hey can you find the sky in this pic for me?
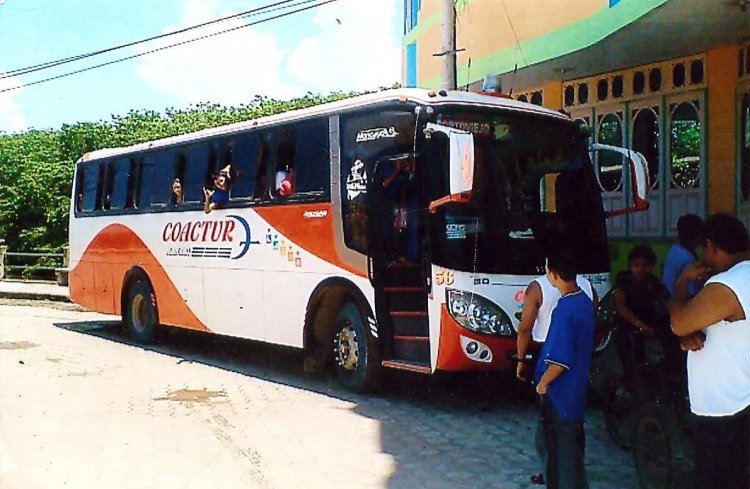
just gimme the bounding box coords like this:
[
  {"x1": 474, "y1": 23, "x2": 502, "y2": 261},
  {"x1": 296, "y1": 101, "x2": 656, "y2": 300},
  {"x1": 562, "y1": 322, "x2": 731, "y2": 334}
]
[{"x1": 0, "y1": 0, "x2": 403, "y2": 133}]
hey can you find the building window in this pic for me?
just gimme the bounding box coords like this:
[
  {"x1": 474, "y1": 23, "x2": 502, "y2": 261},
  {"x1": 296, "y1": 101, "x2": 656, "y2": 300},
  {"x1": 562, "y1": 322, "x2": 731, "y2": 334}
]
[
  {"x1": 612, "y1": 76, "x2": 624, "y2": 98},
  {"x1": 673, "y1": 63, "x2": 686, "y2": 87},
  {"x1": 596, "y1": 113, "x2": 624, "y2": 192},
  {"x1": 632, "y1": 108, "x2": 660, "y2": 190},
  {"x1": 597, "y1": 79, "x2": 609, "y2": 101},
  {"x1": 741, "y1": 92, "x2": 750, "y2": 202},
  {"x1": 564, "y1": 86, "x2": 575, "y2": 107},
  {"x1": 669, "y1": 102, "x2": 701, "y2": 189},
  {"x1": 406, "y1": 43, "x2": 417, "y2": 88},
  {"x1": 405, "y1": 0, "x2": 421, "y2": 32},
  {"x1": 633, "y1": 71, "x2": 645, "y2": 95},
  {"x1": 690, "y1": 60, "x2": 704, "y2": 85},
  {"x1": 649, "y1": 68, "x2": 662, "y2": 92},
  {"x1": 577, "y1": 83, "x2": 589, "y2": 104}
]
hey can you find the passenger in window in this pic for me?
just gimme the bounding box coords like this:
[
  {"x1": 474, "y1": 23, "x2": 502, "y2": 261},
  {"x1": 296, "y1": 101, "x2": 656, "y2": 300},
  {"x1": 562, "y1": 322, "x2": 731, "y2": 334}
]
[
  {"x1": 275, "y1": 140, "x2": 295, "y2": 197},
  {"x1": 203, "y1": 164, "x2": 232, "y2": 213},
  {"x1": 275, "y1": 162, "x2": 295, "y2": 197},
  {"x1": 171, "y1": 178, "x2": 185, "y2": 206}
]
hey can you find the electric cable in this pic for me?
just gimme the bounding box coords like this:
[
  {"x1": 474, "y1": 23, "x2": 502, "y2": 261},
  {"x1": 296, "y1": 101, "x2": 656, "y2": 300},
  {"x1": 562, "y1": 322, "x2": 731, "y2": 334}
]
[{"x1": 0, "y1": 0, "x2": 321, "y2": 81}]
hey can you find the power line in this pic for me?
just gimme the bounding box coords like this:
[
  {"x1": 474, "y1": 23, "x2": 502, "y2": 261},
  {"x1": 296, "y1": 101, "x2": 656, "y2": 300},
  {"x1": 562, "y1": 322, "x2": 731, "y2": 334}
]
[{"x1": 0, "y1": 0, "x2": 328, "y2": 85}]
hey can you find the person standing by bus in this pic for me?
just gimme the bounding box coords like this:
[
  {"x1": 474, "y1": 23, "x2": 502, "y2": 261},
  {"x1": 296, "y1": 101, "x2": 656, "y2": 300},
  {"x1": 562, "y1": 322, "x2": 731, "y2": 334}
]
[
  {"x1": 669, "y1": 213, "x2": 750, "y2": 489},
  {"x1": 533, "y1": 250, "x2": 595, "y2": 489},
  {"x1": 662, "y1": 213, "x2": 703, "y2": 296},
  {"x1": 517, "y1": 267, "x2": 595, "y2": 486}
]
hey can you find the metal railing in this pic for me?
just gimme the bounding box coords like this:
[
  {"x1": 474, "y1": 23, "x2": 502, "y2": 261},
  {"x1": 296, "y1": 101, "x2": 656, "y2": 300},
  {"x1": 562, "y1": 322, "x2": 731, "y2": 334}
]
[{"x1": 0, "y1": 243, "x2": 68, "y2": 283}]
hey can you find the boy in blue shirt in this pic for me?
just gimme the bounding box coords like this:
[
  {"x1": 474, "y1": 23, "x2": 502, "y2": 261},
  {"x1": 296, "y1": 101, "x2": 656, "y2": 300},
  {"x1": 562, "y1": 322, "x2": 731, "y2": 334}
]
[{"x1": 534, "y1": 250, "x2": 595, "y2": 489}]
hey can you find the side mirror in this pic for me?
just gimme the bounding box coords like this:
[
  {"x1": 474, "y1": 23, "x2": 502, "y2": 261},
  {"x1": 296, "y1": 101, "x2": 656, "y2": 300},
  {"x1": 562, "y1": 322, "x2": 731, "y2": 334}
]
[
  {"x1": 424, "y1": 123, "x2": 475, "y2": 213},
  {"x1": 590, "y1": 143, "x2": 649, "y2": 218}
]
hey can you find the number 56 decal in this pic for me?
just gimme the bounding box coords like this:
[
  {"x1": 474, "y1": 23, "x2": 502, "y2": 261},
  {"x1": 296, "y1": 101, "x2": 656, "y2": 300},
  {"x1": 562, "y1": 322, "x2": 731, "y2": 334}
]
[{"x1": 435, "y1": 269, "x2": 455, "y2": 286}]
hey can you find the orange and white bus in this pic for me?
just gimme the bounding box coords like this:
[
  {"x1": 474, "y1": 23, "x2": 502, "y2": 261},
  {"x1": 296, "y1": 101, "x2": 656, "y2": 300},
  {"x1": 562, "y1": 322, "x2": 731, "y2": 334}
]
[{"x1": 69, "y1": 89, "x2": 647, "y2": 392}]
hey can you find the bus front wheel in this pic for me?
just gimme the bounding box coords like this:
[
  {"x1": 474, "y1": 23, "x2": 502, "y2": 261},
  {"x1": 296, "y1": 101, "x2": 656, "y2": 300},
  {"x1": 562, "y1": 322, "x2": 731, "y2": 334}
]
[
  {"x1": 125, "y1": 280, "x2": 159, "y2": 343},
  {"x1": 333, "y1": 302, "x2": 381, "y2": 393}
]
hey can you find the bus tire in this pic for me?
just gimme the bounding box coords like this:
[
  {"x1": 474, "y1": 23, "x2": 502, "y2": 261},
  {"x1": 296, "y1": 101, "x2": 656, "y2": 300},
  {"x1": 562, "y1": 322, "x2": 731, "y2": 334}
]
[
  {"x1": 633, "y1": 405, "x2": 689, "y2": 489},
  {"x1": 125, "y1": 280, "x2": 159, "y2": 343},
  {"x1": 332, "y1": 302, "x2": 381, "y2": 393}
]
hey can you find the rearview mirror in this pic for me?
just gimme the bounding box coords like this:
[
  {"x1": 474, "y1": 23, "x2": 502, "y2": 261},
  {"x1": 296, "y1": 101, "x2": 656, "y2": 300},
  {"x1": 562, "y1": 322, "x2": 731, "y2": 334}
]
[
  {"x1": 424, "y1": 123, "x2": 475, "y2": 213},
  {"x1": 590, "y1": 143, "x2": 649, "y2": 218}
]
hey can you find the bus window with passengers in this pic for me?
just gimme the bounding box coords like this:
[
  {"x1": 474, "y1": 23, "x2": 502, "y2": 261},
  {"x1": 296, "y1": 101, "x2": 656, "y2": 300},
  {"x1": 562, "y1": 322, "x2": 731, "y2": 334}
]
[{"x1": 67, "y1": 89, "x2": 648, "y2": 393}]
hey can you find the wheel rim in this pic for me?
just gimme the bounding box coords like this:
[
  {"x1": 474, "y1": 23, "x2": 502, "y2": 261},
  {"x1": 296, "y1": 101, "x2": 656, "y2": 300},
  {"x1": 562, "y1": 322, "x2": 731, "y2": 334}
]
[
  {"x1": 131, "y1": 294, "x2": 148, "y2": 333},
  {"x1": 636, "y1": 417, "x2": 672, "y2": 488},
  {"x1": 335, "y1": 323, "x2": 359, "y2": 372}
]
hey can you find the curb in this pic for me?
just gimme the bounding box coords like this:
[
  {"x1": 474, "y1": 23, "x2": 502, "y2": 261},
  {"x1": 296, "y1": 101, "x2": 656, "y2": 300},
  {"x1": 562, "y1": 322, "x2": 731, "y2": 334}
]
[{"x1": 0, "y1": 291, "x2": 72, "y2": 303}]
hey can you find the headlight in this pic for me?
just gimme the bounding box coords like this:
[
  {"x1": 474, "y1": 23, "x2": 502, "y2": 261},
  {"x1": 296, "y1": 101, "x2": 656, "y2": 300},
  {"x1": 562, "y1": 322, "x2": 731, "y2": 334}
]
[{"x1": 446, "y1": 289, "x2": 514, "y2": 336}]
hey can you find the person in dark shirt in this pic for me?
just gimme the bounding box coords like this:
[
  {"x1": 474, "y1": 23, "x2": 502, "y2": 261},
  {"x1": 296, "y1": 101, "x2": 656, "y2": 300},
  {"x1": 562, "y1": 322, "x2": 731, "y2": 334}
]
[
  {"x1": 613, "y1": 244, "x2": 677, "y2": 374},
  {"x1": 534, "y1": 249, "x2": 595, "y2": 489}
]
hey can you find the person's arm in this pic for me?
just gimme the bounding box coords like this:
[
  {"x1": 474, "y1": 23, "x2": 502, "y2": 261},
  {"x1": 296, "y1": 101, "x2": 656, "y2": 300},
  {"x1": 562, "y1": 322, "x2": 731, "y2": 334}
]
[
  {"x1": 670, "y1": 263, "x2": 743, "y2": 337},
  {"x1": 203, "y1": 187, "x2": 215, "y2": 214},
  {"x1": 516, "y1": 282, "x2": 542, "y2": 380},
  {"x1": 536, "y1": 364, "x2": 566, "y2": 394},
  {"x1": 613, "y1": 288, "x2": 656, "y2": 336}
]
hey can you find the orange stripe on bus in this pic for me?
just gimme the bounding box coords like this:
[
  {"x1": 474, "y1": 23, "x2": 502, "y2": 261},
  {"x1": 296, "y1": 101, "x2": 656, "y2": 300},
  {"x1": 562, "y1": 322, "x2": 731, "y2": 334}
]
[
  {"x1": 254, "y1": 203, "x2": 366, "y2": 277},
  {"x1": 69, "y1": 224, "x2": 210, "y2": 332}
]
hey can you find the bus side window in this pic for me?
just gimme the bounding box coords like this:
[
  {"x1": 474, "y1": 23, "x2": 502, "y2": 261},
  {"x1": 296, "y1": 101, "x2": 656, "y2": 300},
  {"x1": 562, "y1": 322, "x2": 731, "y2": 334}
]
[
  {"x1": 183, "y1": 145, "x2": 210, "y2": 203},
  {"x1": 134, "y1": 158, "x2": 153, "y2": 208},
  {"x1": 81, "y1": 163, "x2": 102, "y2": 212},
  {"x1": 151, "y1": 150, "x2": 176, "y2": 207},
  {"x1": 293, "y1": 119, "x2": 330, "y2": 198},
  {"x1": 254, "y1": 132, "x2": 271, "y2": 200},
  {"x1": 109, "y1": 158, "x2": 131, "y2": 211},
  {"x1": 231, "y1": 134, "x2": 263, "y2": 199},
  {"x1": 102, "y1": 161, "x2": 115, "y2": 210},
  {"x1": 172, "y1": 153, "x2": 186, "y2": 206}
]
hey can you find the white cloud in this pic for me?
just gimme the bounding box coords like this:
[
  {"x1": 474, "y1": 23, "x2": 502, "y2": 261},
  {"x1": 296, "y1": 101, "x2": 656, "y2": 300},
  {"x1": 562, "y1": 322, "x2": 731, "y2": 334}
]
[
  {"x1": 0, "y1": 74, "x2": 28, "y2": 133},
  {"x1": 286, "y1": 0, "x2": 401, "y2": 92},
  {"x1": 134, "y1": 0, "x2": 297, "y2": 106},
  {"x1": 135, "y1": 0, "x2": 401, "y2": 107}
]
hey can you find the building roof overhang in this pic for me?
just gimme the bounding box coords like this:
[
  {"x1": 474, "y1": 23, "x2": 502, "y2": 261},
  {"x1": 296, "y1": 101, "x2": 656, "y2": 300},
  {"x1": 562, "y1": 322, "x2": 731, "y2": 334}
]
[{"x1": 499, "y1": 0, "x2": 750, "y2": 89}]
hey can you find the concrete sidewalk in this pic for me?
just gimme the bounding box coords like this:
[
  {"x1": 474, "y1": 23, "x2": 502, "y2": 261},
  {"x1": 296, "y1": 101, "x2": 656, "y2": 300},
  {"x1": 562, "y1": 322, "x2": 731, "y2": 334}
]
[{"x1": 0, "y1": 280, "x2": 70, "y2": 302}]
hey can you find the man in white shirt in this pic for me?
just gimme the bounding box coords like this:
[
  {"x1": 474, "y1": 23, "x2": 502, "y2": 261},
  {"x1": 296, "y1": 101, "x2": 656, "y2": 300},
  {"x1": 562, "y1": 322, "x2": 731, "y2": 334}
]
[{"x1": 669, "y1": 213, "x2": 750, "y2": 489}]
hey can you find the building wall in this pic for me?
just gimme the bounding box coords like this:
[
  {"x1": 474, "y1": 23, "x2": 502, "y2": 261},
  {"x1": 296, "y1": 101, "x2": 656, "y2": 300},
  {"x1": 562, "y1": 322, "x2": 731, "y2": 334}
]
[{"x1": 403, "y1": 0, "x2": 748, "y2": 234}]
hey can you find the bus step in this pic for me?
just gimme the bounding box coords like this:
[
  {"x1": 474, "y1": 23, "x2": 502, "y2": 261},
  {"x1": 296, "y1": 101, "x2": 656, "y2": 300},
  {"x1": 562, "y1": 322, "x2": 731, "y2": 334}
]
[
  {"x1": 390, "y1": 311, "x2": 427, "y2": 317},
  {"x1": 390, "y1": 315, "x2": 428, "y2": 336},
  {"x1": 383, "y1": 267, "x2": 423, "y2": 288},
  {"x1": 382, "y1": 359, "x2": 431, "y2": 374},
  {"x1": 386, "y1": 290, "x2": 427, "y2": 311},
  {"x1": 383, "y1": 286, "x2": 425, "y2": 293},
  {"x1": 393, "y1": 335, "x2": 430, "y2": 362}
]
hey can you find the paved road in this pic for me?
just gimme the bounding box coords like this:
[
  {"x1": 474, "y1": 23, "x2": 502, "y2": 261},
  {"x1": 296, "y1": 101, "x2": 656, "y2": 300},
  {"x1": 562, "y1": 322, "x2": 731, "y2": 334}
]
[{"x1": 0, "y1": 302, "x2": 638, "y2": 489}]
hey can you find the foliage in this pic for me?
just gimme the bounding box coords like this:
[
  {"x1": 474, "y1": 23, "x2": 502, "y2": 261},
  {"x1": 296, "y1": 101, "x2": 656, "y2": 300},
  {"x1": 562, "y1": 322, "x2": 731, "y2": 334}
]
[{"x1": 0, "y1": 91, "x2": 359, "y2": 252}]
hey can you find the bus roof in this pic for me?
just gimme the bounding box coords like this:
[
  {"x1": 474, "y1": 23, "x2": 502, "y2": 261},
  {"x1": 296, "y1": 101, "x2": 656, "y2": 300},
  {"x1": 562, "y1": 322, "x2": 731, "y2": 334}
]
[{"x1": 80, "y1": 88, "x2": 570, "y2": 162}]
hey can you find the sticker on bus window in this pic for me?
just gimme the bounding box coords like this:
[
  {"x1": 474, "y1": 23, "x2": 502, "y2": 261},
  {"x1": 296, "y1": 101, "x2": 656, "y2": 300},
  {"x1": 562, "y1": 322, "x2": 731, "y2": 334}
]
[
  {"x1": 346, "y1": 159, "x2": 367, "y2": 200},
  {"x1": 446, "y1": 224, "x2": 467, "y2": 240}
]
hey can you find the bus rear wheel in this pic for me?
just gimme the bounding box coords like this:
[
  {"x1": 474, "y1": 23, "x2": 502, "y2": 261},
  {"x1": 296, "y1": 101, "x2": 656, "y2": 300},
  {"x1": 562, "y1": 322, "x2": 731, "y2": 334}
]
[
  {"x1": 125, "y1": 280, "x2": 158, "y2": 343},
  {"x1": 333, "y1": 302, "x2": 381, "y2": 393}
]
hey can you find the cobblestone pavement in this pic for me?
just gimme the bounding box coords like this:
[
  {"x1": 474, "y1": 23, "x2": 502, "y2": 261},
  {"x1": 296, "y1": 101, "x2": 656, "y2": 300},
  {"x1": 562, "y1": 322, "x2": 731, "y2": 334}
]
[{"x1": 0, "y1": 303, "x2": 638, "y2": 489}]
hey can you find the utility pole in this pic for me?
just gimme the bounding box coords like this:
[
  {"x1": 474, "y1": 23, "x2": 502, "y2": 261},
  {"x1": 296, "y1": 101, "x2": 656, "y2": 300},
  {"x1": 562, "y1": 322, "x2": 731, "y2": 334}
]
[{"x1": 438, "y1": 0, "x2": 457, "y2": 90}]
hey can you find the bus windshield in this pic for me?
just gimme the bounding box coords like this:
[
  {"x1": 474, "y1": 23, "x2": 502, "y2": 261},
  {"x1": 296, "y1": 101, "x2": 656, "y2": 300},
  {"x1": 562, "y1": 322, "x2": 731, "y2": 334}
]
[{"x1": 425, "y1": 108, "x2": 609, "y2": 275}]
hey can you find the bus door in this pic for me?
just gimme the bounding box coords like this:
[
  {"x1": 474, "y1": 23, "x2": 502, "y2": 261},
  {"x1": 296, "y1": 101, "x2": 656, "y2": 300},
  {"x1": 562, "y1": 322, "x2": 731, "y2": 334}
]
[{"x1": 369, "y1": 153, "x2": 430, "y2": 368}]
